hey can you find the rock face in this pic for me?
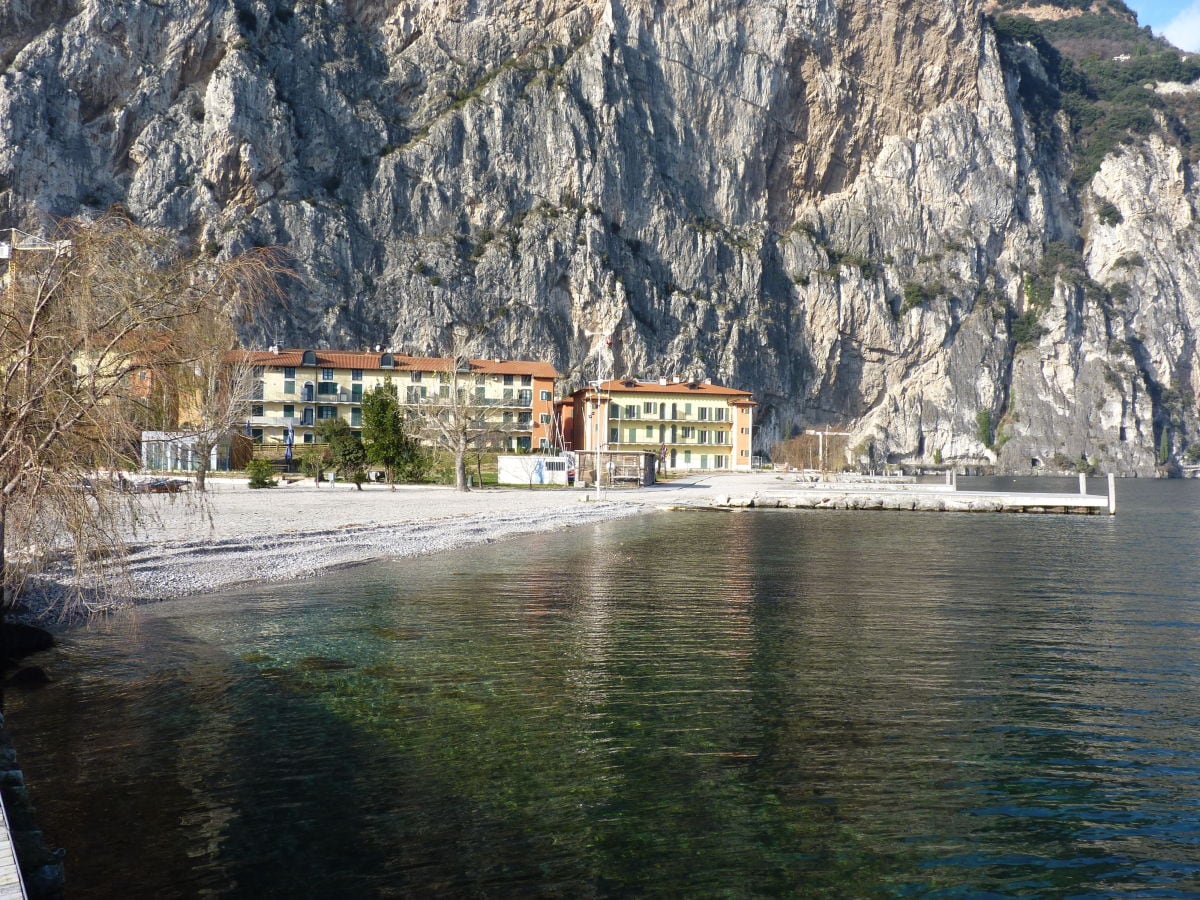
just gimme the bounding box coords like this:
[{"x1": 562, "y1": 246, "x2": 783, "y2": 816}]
[{"x1": 2, "y1": 0, "x2": 1198, "y2": 474}]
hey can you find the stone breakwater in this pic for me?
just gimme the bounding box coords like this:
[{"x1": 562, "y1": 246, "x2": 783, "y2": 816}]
[{"x1": 709, "y1": 486, "x2": 1113, "y2": 515}]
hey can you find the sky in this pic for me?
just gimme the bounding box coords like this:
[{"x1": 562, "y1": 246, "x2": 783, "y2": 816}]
[{"x1": 1130, "y1": 0, "x2": 1200, "y2": 51}]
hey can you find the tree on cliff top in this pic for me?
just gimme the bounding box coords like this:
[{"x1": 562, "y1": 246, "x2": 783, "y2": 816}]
[{"x1": 0, "y1": 212, "x2": 283, "y2": 619}]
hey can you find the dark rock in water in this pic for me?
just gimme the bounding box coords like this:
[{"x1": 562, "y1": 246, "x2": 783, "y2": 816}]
[
  {"x1": 296, "y1": 656, "x2": 355, "y2": 672},
  {"x1": 6, "y1": 667, "x2": 51, "y2": 689},
  {"x1": 0, "y1": 624, "x2": 54, "y2": 661}
]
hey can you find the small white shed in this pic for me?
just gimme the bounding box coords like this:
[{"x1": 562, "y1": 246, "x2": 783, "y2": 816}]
[{"x1": 497, "y1": 455, "x2": 570, "y2": 486}]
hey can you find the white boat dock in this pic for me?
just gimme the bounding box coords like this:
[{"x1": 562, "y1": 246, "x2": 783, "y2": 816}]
[{"x1": 708, "y1": 472, "x2": 1116, "y2": 515}]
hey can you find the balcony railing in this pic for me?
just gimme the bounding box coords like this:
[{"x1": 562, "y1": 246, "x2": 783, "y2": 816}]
[{"x1": 607, "y1": 411, "x2": 728, "y2": 424}]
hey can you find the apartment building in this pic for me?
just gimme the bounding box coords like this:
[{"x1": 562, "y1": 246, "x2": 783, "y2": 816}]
[
  {"x1": 240, "y1": 348, "x2": 560, "y2": 451},
  {"x1": 569, "y1": 378, "x2": 755, "y2": 471}
]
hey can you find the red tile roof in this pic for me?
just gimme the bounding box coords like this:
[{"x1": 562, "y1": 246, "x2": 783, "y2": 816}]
[
  {"x1": 234, "y1": 349, "x2": 559, "y2": 379},
  {"x1": 575, "y1": 379, "x2": 754, "y2": 399}
]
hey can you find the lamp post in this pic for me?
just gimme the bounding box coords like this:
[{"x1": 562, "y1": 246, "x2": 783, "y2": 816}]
[{"x1": 590, "y1": 380, "x2": 604, "y2": 501}]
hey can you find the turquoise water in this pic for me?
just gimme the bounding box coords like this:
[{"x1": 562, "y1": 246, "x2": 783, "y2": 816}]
[{"x1": 7, "y1": 478, "x2": 1200, "y2": 897}]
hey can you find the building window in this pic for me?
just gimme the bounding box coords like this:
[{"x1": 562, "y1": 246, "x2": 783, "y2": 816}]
[
  {"x1": 503, "y1": 388, "x2": 514, "y2": 400},
  {"x1": 321, "y1": 368, "x2": 335, "y2": 381},
  {"x1": 302, "y1": 432, "x2": 314, "y2": 444},
  {"x1": 610, "y1": 427, "x2": 619, "y2": 443},
  {"x1": 699, "y1": 430, "x2": 709, "y2": 444},
  {"x1": 624, "y1": 404, "x2": 636, "y2": 419},
  {"x1": 609, "y1": 405, "x2": 620, "y2": 420},
  {"x1": 741, "y1": 449, "x2": 748, "y2": 456},
  {"x1": 540, "y1": 390, "x2": 551, "y2": 401},
  {"x1": 518, "y1": 412, "x2": 532, "y2": 426},
  {"x1": 646, "y1": 426, "x2": 656, "y2": 440},
  {"x1": 715, "y1": 408, "x2": 726, "y2": 422},
  {"x1": 504, "y1": 374, "x2": 514, "y2": 386},
  {"x1": 539, "y1": 438, "x2": 549, "y2": 449},
  {"x1": 503, "y1": 411, "x2": 513, "y2": 423},
  {"x1": 251, "y1": 404, "x2": 264, "y2": 417},
  {"x1": 699, "y1": 407, "x2": 709, "y2": 421},
  {"x1": 283, "y1": 367, "x2": 296, "y2": 379},
  {"x1": 318, "y1": 406, "x2": 337, "y2": 419},
  {"x1": 540, "y1": 413, "x2": 551, "y2": 424},
  {"x1": 284, "y1": 380, "x2": 296, "y2": 395},
  {"x1": 518, "y1": 389, "x2": 532, "y2": 405},
  {"x1": 628, "y1": 427, "x2": 637, "y2": 442},
  {"x1": 351, "y1": 408, "x2": 362, "y2": 427},
  {"x1": 302, "y1": 382, "x2": 315, "y2": 402},
  {"x1": 251, "y1": 428, "x2": 263, "y2": 444},
  {"x1": 283, "y1": 404, "x2": 295, "y2": 419},
  {"x1": 741, "y1": 427, "x2": 750, "y2": 434},
  {"x1": 351, "y1": 384, "x2": 363, "y2": 402},
  {"x1": 685, "y1": 403, "x2": 692, "y2": 416},
  {"x1": 410, "y1": 371, "x2": 423, "y2": 382},
  {"x1": 475, "y1": 374, "x2": 486, "y2": 386},
  {"x1": 521, "y1": 374, "x2": 532, "y2": 386},
  {"x1": 684, "y1": 450, "x2": 692, "y2": 463},
  {"x1": 352, "y1": 368, "x2": 363, "y2": 381},
  {"x1": 317, "y1": 381, "x2": 338, "y2": 395},
  {"x1": 406, "y1": 386, "x2": 426, "y2": 403},
  {"x1": 475, "y1": 386, "x2": 486, "y2": 400},
  {"x1": 643, "y1": 401, "x2": 656, "y2": 414},
  {"x1": 252, "y1": 381, "x2": 264, "y2": 401}
]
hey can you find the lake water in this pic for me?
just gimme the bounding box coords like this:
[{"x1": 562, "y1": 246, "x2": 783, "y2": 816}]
[{"x1": 7, "y1": 478, "x2": 1200, "y2": 898}]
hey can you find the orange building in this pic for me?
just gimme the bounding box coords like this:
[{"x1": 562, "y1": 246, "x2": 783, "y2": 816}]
[{"x1": 570, "y1": 378, "x2": 755, "y2": 471}]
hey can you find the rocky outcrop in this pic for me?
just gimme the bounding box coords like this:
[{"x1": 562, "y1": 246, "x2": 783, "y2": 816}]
[{"x1": 2, "y1": 0, "x2": 1198, "y2": 474}]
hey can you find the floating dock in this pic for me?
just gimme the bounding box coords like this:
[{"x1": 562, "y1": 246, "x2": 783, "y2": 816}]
[{"x1": 710, "y1": 472, "x2": 1116, "y2": 516}]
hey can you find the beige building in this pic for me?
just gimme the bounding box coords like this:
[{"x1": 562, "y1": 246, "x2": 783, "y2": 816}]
[
  {"x1": 239, "y1": 348, "x2": 560, "y2": 451},
  {"x1": 568, "y1": 378, "x2": 755, "y2": 472}
]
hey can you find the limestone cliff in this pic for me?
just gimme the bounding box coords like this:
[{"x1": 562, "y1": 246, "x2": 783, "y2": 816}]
[{"x1": 2, "y1": 0, "x2": 1198, "y2": 474}]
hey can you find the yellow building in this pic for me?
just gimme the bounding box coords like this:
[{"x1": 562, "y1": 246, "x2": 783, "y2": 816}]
[
  {"x1": 570, "y1": 378, "x2": 755, "y2": 471},
  {"x1": 240, "y1": 348, "x2": 560, "y2": 451}
]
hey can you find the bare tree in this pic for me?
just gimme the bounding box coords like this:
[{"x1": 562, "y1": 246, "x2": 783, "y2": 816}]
[
  {"x1": 171, "y1": 315, "x2": 259, "y2": 493},
  {"x1": 0, "y1": 213, "x2": 282, "y2": 619},
  {"x1": 405, "y1": 361, "x2": 519, "y2": 492}
]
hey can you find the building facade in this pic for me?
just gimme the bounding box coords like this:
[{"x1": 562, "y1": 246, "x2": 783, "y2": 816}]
[
  {"x1": 569, "y1": 379, "x2": 755, "y2": 471},
  {"x1": 240, "y1": 349, "x2": 560, "y2": 451}
]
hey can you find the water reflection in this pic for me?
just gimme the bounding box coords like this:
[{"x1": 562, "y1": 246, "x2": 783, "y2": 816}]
[{"x1": 7, "y1": 481, "x2": 1200, "y2": 896}]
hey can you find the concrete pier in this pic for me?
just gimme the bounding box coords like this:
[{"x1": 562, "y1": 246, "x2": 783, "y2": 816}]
[{"x1": 710, "y1": 476, "x2": 1115, "y2": 515}]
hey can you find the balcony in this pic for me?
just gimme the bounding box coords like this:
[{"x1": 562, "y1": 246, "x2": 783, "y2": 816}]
[
  {"x1": 607, "y1": 410, "x2": 728, "y2": 425},
  {"x1": 248, "y1": 415, "x2": 300, "y2": 428}
]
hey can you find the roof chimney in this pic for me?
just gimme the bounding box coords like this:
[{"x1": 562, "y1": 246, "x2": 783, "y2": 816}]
[
  {"x1": 269, "y1": 345, "x2": 279, "y2": 355},
  {"x1": 658, "y1": 377, "x2": 667, "y2": 385},
  {"x1": 704, "y1": 377, "x2": 712, "y2": 385}
]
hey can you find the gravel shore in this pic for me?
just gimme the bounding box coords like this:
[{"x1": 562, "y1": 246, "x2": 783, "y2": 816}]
[
  {"x1": 18, "y1": 472, "x2": 753, "y2": 626},
  {"x1": 114, "y1": 480, "x2": 660, "y2": 603}
]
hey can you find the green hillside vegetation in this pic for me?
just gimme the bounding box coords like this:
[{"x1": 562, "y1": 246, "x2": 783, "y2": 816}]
[{"x1": 990, "y1": 4, "x2": 1200, "y2": 183}]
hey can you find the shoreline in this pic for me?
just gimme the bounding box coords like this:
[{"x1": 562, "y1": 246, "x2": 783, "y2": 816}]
[
  {"x1": 19, "y1": 481, "x2": 676, "y2": 629},
  {"x1": 20, "y1": 470, "x2": 1119, "y2": 630}
]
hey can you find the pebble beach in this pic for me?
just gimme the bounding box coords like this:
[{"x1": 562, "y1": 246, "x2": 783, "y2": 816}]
[{"x1": 115, "y1": 479, "x2": 663, "y2": 606}]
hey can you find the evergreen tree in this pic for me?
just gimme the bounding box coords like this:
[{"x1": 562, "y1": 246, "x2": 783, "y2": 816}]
[
  {"x1": 315, "y1": 418, "x2": 367, "y2": 489},
  {"x1": 361, "y1": 380, "x2": 427, "y2": 486}
]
